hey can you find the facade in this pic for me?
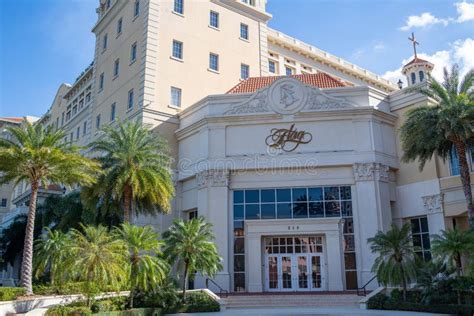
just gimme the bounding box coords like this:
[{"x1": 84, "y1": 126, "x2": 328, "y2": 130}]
[{"x1": 1, "y1": 0, "x2": 473, "y2": 291}]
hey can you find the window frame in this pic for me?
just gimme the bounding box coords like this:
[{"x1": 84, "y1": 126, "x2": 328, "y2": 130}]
[
  {"x1": 210, "y1": 10, "x2": 219, "y2": 28},
  {"x1": 130, "y1": 42, "x2": 137, "y2": 63},
  {"x1": 134, "y1": 0, "x2": 140, "y2": 17},
  {"x1": 117, "y1": 17, "x2": 123, "y2": 36},
  {"x1": 173, "y1": 0, "x2": 184, "y2": 14},
  {"x1": 113, "y1": 59, "x2": 120, "y2": 77},
  {"x1": 96, "y1": 114, "x2": 101, "y2": 129},
  {"x1": 172, "y1": 40, "x2": 183, "y2": 60},
  {"x1": 240, "y1": 63, "x2": 249, "y2": 80},
  {"x1": 102, "y1": 33, "x2": 108, "y2": 51},
  {"x1": 110, "y1": 103, "x2": 116, "y2": 121},
  {"x1": 240, "y1": 23, "x2": 249, "y2": 40},
  {"x1": 170, "y1": 86, "x2": 182, "y2": 108},
  {"x1": 99, "y1": 72, "x2": 105, "y2": 90},
  {"x1": 128, "y1": 89, "x2": 134, "y2": 110},
  {"x1": 209, "y1": 53, "x2": 219, "y2": 72}
]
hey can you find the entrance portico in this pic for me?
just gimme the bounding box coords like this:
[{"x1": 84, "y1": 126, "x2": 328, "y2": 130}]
[{"x1": 245, "y1": 219, "x2": 344, "y2": 292}]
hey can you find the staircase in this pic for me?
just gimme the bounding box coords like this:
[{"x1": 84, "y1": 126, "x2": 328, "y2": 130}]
[{"x1": 220, "y1": 293, "x2": 361, "y2": 310}]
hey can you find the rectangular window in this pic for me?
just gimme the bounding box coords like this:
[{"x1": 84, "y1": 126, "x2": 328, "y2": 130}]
[
  {"x1": 70, "y1": 132, "x2": 74, "y2": 142},
  {"x1": 99, "y1": 72, "x2": 105, "y2": 90},
  {"x1": 83, "y1": 121, "x2": 87, "y2": 135},
  {"x1": 172, "y1": 40, "x2": 183, "y2": 59},
  {"x1": 130, "y1": 42, "x2": 137, "y2": 63},
  {"x1": 269, "y1": 60, "x2": 276, "y2": 74},
  {"x1": 134, "y1": 0, "x2": 140, "y2": 17},
  {"x1": 106, "y1": 0, "x2": 111, "y2": 9},
  {"x1": 174, "y1": 0, "x2": 183, "y2": 14},
  {"x1": 117, "y1": 17, "x2": 123, "y2": 35},
  {"x1": 102, "y1": 33, "x2": 108, "y2": 51},
  {"x1": 110, "y1": 103, "x2": 116, "y2": 121},
  {"x1": 411, "y1": 217, "x2": 431, "y2": 261},
  {"x1": 56, "y1": 117, "x2": 59, "y2": 129},
  {"x1": 1, "y1": 198, "x2": 7, "y2": 207},
  {"x1": 96, "y1": 114, "x2": 101, "y2": 129},
  {"x1": 76, "y1": 126, "x2": 80, "y2": 139},
  {"x1": 210, "y1": 11, "x2": 219, "y2": 28},
  {"x1": 170, "y1": 87, "x2": 181, "y2": 107},
  {"x1": 114, "y1": 59, "x2": 120, "y2": 77},
  {"x1": 128, "y1": 89, "x2": 134, "y2": 109},
  {"x1": 285, "y1": 66, "x2": 294, "y2": 76},
  {"x1": 240, "y1": 63, "x2": 249, "y2": 79},
  {"x1": 240, "y1": 23, "x2": 248, "y2": 40},
  {"x1": 86, "y1": 92, "x2": 91, "y2": 103},
  {"x1": 61, "y1": 113, "x2": 64, "y2": 126},
  {"x1": 209, "y1": 53, "x2": 219, "y2": 71}
]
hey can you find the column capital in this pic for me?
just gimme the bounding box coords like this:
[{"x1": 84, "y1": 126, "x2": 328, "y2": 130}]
[
  {"x1": 353, "y1": 163, "x2": 389, "y2": 182},
  {"x1": 422, "y1": 193, "x2": 444, "y2": 214},
  {"x1": 196, "y1": 169, "x2": 230, "y2": 189}
]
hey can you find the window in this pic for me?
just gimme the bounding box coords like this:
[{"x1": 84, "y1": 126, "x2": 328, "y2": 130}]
[
  {"x1": 449, "y1": 146, "x2": 474, "y2": 175},
  {"x1": 70, "y1": 132, "x2": 74, "y2": 142},
  {"x1": 114, "y1": 59, "x2": 120, "y2": 77},
  {"x1": 411, "y1": 217, "x2": 431, "y2": 261},
  {"x1": 210, "y1": 11, "x2": 219, "y2": 28},
  {"x1": 188, "y1": 210, "x2": 198, "y2": 220},
  {"x1": 134, "y1": 0, "x2": 140, "y2": 17},
  {"x1": 269, "y1": 60, "x2": 276, "y2": 74},
  {"x1": 285, "y1": 66, "x2": 294, "y2": 76},
  {"x1": 102, "y1": 33, "x2": 108, "y2": 51},
  {"x1": 411, "y1": 72, "x2": 416, "y2": 85},
  {"x1": 130, "y1": 42, "x2": 137, "y2": 63},
  {"x1": 174, "y1": 0, "x2": 183, "y2": 14},
  {"x1": 172, "y1": 40, "x2": 183, "y2": 59},
  {"x1": 86, "y1": 92, "x2": 91, "y2": 103},
  {"x1": 99, "y1": 72, "x2": 105, "y2": 90},
  {"x1": 96, "y1": 114, "x2": 101, "y2": 129},
  {"x1": 170, "y1": 87, "x2": 181, "y2": 107},
  {"x1": 61, "y1": 113, "x2": 64, "y2": 126},
  {"x1": 76, "y1": 126, "x2": 80, "y2": 139},
  {"x1": 117, "y1": 18, "x2": 123, "y2": 35},
  {"x1": 240, "y1": 63, "x2": 249, "y2": 79},
  {"x1": 106, "y1": 0, "x2": 111, "y2": 9},
  {"x1": 209, "y1": 53, "x2": 219, "y2": 71},
  {"x1": 56, "y1": 117, "x2": 59, "y2": 129},
  {"x1": 128, "y1": 89, "x2": 134, "y2": 109},
  {"x1": 0, "y1": 198, "x2": 7, "y2": 207},
  {"x1": 83, "y1": 121, "x2": 87, "y2": 135},
  {"x1": 419, "y1": 71, "x2": 425, "y2": 82},
  {"x1": 110, "y1": 103, "x2": 116, "y2": 121},
  {"x1": 240, "y1": 23, "x2": 248, "y2": 40}
]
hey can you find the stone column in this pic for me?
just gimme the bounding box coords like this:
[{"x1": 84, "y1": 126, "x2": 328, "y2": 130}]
[
  {"x1": 353, "y1": 162, "x2": 391, "y2": 289},
  {"x1": 422, "y1": 193, "x2": 445, "y2": 236},
  {"x1": 194, "y1": 169, "x2": 231, "y2": 291}
]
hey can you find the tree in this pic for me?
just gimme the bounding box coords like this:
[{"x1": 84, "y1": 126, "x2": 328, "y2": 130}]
[
  {"x1": 431, "y1": 228, "x2": 474, "y2": 277},
  {"x1": 0, "y1": 122, "x2": 100, "y2": 295},
  {"x1": 368, "y1": 223, "x2": 418, "y2": 302},
  {"x1": 68, "y1": 225, "x2": 127, "y2": 304},
  {"x1": 88, "y1": 121, "x2": 174, "y2": 222},
  {"x1": 34, "y1": 228, "x2": 71, "y2": 285},
  {"x1": 163, "y1": 217, "x2": 222, "y2": 300},
  {"x1": 400, "y1": 66, "x2": 474, "y2": 229},
  {"x1": 115, "y1": 223, "x2": 169, "y2": 308}
]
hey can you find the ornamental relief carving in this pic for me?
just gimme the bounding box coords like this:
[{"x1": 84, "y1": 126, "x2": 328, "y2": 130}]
[
  {"x1": 223, "y1": 90, "x2": 270, "y2": 115},
  {"x1": 305, "y1": 88, "x2": 355, "y2": 111},
  {"x1": 353, "y1": 163, "x2": 390, "y2": 182},
  {"x1": 422, "y1": 194, "x2": 444, "y2": 214},
  {"x1": 196, "y1": 169, "x2": 230, "y2": 189}
]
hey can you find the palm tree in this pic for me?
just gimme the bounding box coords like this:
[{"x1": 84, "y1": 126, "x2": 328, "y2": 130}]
[
  {"x1": 0, "y1": 122, "x2": 100, "y2": 295},
  {"x1": 34, "y1": 228, "x2": 71, "y2": 285},
  {"x1": 368, "y1": 223, "x2": 418, "y2": 302},
  {"x1": 431, "y1": 228, "x2": 474, "y2": 277},
  {"x1": 400, "y1": 66, "x2": 474, "y2": 229},
  {"x1": 163, "y1": 217, "x2": 222, "y2": 300},
  {"x1": 115, "y1": 223, "x2": 169, "y2": 308},
  {"x1": 88, "y1": 121, "x2": 174, "y2": 222},
  {"x1": 68, "y1": 225, "x2": 128, "y2": 304}
]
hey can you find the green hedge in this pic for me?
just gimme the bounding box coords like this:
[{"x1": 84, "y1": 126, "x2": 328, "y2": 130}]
[
  {"x1": 0, "y1": 287, "x2": 26, "y2": 301},
  {"x1": 45, "y1": 306, "x2": 92, "y2": 316},
  {"x1": 164, "y1": 291, "x2": 220, "y2": 314},
  {"x1": 94, "y1": 308, "x2": 161, "y2": 316}
]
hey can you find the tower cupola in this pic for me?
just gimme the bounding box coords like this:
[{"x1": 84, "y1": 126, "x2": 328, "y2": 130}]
[{"x1": 402, "y1": 33, "x2": 434, "y2": 87}]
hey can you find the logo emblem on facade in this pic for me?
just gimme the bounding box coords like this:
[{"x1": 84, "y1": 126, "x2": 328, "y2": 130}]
[
  {"x1": 265, "y1": 124, "x2": 312, "y2": 152},
  {"x1": 268, "y1": 78, "x2": 307, "y2": 114}
]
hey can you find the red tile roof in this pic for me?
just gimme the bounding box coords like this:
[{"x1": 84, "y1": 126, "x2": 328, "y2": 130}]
[
  {"x1": 227, "y1": 73, "x2": 351, "y2": 94},
  {"x1": 0, "y1": 117, "x2": 23, "y2": 123},
  {"x1": 404, "y1": 57, "x2": 433, "y2": 67}
]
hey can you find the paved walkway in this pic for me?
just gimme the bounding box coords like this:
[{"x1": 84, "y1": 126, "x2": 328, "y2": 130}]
[{"x1": 170, "y1": 307, "x2": 446, "y2": 316}]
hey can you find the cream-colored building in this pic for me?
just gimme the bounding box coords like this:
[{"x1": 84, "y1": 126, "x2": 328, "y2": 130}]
[{"x1": 1, "y1": 0, "x2": 472, "y2": 291}]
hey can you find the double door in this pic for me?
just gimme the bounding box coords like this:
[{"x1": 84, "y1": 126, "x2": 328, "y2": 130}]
[{"x1": 265, "y1": 253, "x2": 324, "y2": 291}]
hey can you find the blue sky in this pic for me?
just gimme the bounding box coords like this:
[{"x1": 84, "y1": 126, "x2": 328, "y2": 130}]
[{"x1": 1, "y1": 0, "x2": 473, "y2": 117}]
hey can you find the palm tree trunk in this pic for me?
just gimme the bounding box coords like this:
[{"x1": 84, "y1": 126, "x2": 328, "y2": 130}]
[
  {"x1": 123, "y1": 184, "x2": 132, "y2": 223},
  {"x1": 182, "y1": 260, "x2": 189, "y2": 301},
  {"x1": 401, "y1": 265, "x2": 407, "y2": 302},
  {"x1": 20, "y1": 180, "x2": 39, "y2": 295},
  {"x1": 454, "y1": 142, "x2": 474, "y2": 230},
  {"x1": 455, "y1": 253, "x2": 462, "y2": 277}
]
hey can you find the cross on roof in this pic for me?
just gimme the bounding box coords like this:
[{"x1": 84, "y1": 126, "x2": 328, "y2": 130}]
[{"x1": 408, "y1": 32, "x2": 419, "y2": 58}]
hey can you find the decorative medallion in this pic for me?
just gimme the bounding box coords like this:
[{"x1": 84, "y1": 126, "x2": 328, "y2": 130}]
[{"x1": 268, "y1": 78, "x2": 307, "y2": 115}]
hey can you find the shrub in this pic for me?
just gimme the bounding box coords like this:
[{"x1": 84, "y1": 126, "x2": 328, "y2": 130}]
[
  {"x1": 367, "y1": 292, "x2": 388, "y2": 309},
  {"x1": 34, "y1": 282, "x2": 85, "y2": 295},
  {"x1": 45, "y1": 305, "x2": 92, "y2": 316},
  {"x1": 0, "y1": 287, "x2": 26, "y2": 301},
  {"x1": 91, "y1": 297, "x2": 127, "y2": 313},
  {"x1": 165, "y1": 291, "x2": 220, "y2": 314},
  {"x1": 94, "y1": 308, "x2": 161, "y2": 316},
  {"x1": 133, "y1": 278, "x2": 180, "y2": 310}
]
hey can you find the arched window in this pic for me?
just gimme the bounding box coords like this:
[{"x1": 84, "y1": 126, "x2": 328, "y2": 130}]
[
  {"x1": 419, "y1": 71, "x2": 425, "y2": 82},
  {"x1": 411, "y1": 73, "x2": 416, "y2": 85}
]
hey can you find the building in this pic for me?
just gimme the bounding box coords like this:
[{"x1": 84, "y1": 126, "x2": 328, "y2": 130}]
[{"x1": 1, "y1": 0, "x2": 472, "y2": 291}]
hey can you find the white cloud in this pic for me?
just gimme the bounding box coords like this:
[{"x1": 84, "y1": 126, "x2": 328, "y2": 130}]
[
  {"x1": 382, "y1": 38, "x2": 474, "y2": 85},
  {"x1": 455, "y1": 1, "x2": 474, "y2": 22},
  {"x1": 373, "y1": 42, "x2": 385, "y2": 52},
  {"x1": 351, "y1": 48, "x2": 365, "y2": 61},
  {"x1": 399, "y1": 12, "x2": 449, "y2": 31}
]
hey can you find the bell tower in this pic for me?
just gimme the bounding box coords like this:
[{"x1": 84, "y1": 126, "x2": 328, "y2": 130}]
[{"x1": 402, "y1": 33, "x2": 434, "y2": 87}]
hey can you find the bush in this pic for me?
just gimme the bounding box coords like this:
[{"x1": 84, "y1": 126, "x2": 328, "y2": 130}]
[
  {"x1": 367, "y1": 293, "x2": 387, "y2": 309},
  {"x1": 45, "y1": 305, "x2": 92, "y2": 316},
  {"x1": 91, "y1": 297, "x2": 127, "y2": 313},
  {"x1": 133, "y1": 278, "x2": 180, "y2": 310},
  {"x1": 34, "y1": 282, "x2": 85, "y2": 295},
  {"x1": 94, "y1": 308, "x2": 161, "y2": 316},
  {"x1": 0, "y1": 287, "x2": 26, "y2": 301},
  {"x1": 165, "y1": 291, "x2": 220, "y2": 314}
]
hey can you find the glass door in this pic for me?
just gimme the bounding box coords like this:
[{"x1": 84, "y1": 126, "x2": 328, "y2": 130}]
[
  {"x1": 310, "y1": 254, "x2": 323, "y2": 290},
  {"x1": 266, "y1": 255, "x2": 279, "y2": 291},
  {"x1": 296, "y1": 255, "x2": 309, "y2": 290},
  {"x1": 281, "y1": 256, "x2": 293, "y2": 290}
]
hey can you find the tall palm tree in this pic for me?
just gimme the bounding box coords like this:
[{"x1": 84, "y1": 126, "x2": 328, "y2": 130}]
[
  {"x1": 88, "y1": 121, "x2": 174, "y2": 222},
  {"x1": 368, "y1": 223, "x2": 418, "y2": 302},
  {"x1": 163, "y1": 217, "x2": 222, "y2": 300},
  {"x1": 115, "y1": 223, "x2": 169, "y2": 308},
  {"x1": 431, "y1": 228, "x2": 474, "y2": 276},
  {"x1": 400, "y1": 66, "x2": 474, "y2": 229},
  {"x1": 0, "y1": 122, "x2": 100, "y2": 295},
  {"x1": 68, "y1": 225, "x2": 127, "y2": 304},
  {"x1": 34, "y1": 228, "x2": 71, "y2": 285}
]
